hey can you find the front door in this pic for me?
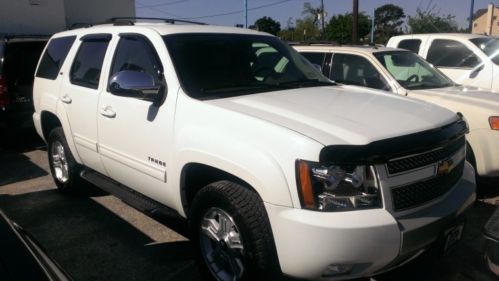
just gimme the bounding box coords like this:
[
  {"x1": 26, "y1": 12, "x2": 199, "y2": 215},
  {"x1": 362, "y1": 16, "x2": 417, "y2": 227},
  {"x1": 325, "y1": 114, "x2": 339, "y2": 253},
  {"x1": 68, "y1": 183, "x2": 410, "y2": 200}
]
[{"x1": 97, "y1": 33, "x2": 175, "y2": 205}]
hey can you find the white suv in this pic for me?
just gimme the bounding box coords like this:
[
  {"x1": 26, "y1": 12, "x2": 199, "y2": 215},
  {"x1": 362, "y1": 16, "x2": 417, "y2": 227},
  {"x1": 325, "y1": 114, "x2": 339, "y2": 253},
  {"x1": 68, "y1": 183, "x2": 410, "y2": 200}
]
[
  {"x1": 387, "y1": 33, "x2": 499, "y2": 92},
  {"x1": 33, "y1": 19, "x2": 475, "y2": 281}
]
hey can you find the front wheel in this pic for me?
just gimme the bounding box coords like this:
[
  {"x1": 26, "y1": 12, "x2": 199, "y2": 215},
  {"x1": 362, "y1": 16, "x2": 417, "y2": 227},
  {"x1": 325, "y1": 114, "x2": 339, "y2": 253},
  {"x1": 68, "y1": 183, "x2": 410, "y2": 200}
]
[{"x1": 190, "y1": 181, "x2": 281, "y2": 281}]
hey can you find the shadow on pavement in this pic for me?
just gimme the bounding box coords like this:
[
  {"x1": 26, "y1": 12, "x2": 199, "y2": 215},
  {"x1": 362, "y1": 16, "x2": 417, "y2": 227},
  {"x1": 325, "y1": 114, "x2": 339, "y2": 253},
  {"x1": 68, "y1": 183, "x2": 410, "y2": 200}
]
[
  {"x1": 0, "y1": 190, "x2": 201, "y2": 281},
  {"x1": 0, "y1": 151, "x2": 48, "y2": 186}
]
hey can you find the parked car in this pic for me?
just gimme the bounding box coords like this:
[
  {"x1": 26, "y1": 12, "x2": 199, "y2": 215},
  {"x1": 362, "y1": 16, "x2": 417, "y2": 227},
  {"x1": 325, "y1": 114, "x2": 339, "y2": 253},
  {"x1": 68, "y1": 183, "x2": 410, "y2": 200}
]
[
  {"x1": 295, "y1": 44, "x2": 499, "y2": 180},
  {"x1": 0, "y1": 210, "x2": 71, "y2": 281},
  {"x1": 0, "y1": 35, "x2": 48, "y2": 131},
  {"x1": 387, "y1": 33, "x2": 499, "y2": 92},
  {"x1": 33, "y1": 18, "x2": 476, "y2": 281}
]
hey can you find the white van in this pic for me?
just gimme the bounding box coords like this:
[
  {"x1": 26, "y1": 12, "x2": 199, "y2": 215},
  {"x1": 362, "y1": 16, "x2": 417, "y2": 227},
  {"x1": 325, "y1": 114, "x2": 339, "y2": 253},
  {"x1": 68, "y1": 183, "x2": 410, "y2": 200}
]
[{"x1": 387, "y1": 34, "x2": 499, "y2": 92}]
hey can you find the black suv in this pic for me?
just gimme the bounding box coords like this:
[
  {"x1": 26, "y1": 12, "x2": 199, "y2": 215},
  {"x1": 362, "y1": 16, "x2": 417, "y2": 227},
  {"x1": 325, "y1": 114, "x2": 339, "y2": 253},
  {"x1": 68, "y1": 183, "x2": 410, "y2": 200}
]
[{"x1": 0, "y1": 36, "x2": 48, "y2": 132}]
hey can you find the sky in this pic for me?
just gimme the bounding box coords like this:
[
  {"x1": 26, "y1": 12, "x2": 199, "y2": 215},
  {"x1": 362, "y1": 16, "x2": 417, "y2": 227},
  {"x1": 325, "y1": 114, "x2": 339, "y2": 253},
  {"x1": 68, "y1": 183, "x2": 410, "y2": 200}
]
[{"x1": 136, "y1": 0, "x2": 498, "y2": 29}]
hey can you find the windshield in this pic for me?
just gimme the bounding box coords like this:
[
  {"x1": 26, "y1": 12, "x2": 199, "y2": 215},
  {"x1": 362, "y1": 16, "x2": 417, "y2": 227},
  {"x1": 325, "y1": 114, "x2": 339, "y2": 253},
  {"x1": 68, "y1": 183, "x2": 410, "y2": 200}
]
[
  {"x1": 470, "y1": 37, "x2": 499, "y2": 65},
  {"x1": 374, "y1": 51, "x2": 454, "y2": 90},
  {"x1": 163, "y1": 33, "x2": 333, "y2": 99}
]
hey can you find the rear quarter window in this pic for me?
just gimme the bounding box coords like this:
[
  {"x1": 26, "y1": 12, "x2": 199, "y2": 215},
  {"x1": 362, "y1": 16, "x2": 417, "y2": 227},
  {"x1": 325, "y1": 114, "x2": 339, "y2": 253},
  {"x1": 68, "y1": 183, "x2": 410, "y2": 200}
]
[{"x1": 36, "y1": 36, "x2": 76, "y2": 80}]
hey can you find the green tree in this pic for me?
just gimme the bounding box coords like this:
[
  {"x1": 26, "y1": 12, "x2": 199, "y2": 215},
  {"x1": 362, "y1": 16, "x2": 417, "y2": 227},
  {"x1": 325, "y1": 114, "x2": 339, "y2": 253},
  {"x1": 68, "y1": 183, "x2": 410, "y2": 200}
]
[
  {"x1": 325, "y1": 12, "x2": 370, "y2": 44},
  {"x1": 375, "y1": 4, "x2": 405, "y2": 44},
  {"x1": 252, "y1": 16, "x2": 281, "y2": 35},
  {"x1": 407, "y1": 7, "x2": 458, "y2": 33}
]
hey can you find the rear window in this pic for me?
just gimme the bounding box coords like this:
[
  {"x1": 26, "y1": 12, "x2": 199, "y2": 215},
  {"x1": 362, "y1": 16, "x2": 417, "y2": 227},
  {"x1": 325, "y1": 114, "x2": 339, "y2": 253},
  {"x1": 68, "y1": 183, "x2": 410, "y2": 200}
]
[
  {"x1": 397, "y1": 39, "x2": 421, "y2": 53},
  {"x1": 36, "y1": 36, "x2": 76, "y2": 80}
]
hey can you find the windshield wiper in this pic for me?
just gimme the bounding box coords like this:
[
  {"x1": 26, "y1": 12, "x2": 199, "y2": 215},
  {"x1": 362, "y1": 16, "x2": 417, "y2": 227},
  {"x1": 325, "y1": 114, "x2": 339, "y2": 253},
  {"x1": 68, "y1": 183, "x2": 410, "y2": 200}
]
[{"x1": 272, "y1": 79, "x2": 335, "y2": 88}]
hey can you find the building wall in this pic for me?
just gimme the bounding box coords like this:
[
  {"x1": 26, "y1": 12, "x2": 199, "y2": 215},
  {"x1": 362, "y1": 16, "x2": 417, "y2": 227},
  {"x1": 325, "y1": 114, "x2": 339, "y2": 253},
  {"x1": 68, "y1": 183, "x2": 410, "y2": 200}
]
[
  {"x1": 63, "y1": 0, "x2": 135, "y2": 27},
  {"x1": 0, "y1": 0, "x2": 66, "y2": 35},
  {"x1": 473, "y1": 4, "x2": 499, "y2": 36},
  {"x1": 0, "y1": 0, "x2": 135, "y2": 35}
]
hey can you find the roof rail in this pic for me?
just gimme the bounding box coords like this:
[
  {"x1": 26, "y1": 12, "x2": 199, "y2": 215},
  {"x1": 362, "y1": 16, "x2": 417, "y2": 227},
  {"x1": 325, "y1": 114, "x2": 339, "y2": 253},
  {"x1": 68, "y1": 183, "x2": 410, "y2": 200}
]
[
  {"x1": 287, "y1": 41, "x2": 340, "y2": 46},
  {"x1": 69, "y1": 23, "x2": 93, "y2": 30},
  {"x1": 106, "y1": 17, "x2": 207, "y2": 26}
]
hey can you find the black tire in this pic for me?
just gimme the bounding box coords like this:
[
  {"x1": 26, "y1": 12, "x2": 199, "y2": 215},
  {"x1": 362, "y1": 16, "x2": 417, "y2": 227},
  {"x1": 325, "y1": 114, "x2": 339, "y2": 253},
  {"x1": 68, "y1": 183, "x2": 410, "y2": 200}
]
[
  {"x1": 47, "y1": 127, "x2": 86, "y2": 193},
  {"x1": 189, "y1": 181, "x2": 281, "y2": 281}
]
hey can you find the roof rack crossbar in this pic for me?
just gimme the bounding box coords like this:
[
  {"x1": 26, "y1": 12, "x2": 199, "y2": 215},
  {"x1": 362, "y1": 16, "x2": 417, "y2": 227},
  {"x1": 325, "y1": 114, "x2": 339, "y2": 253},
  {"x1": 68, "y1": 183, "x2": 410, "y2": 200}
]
[{"x1": 107, "y1": 17, "x2": 207, "y2": 26}]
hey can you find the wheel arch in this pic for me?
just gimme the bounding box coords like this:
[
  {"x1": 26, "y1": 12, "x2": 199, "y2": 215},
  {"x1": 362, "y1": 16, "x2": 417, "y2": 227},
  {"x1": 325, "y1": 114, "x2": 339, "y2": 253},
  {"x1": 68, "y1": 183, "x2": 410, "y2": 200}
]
[{"x1": 40, "y1": 110, "x2": 82, "y2": 164}]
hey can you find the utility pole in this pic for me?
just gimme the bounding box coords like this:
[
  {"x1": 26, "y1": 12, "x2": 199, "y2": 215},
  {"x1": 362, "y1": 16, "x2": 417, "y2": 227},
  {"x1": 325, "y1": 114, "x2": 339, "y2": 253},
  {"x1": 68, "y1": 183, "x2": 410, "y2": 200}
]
[
  {"x1": 245, "y1": 0, "x2": 248, "y2": 28},
  {"x1": 370, "y1": 8, "x2": 375, "y2": 44},
  {"x1": 352, "y1": 0, "x2": 359, "y2": 44},
  {"x1": 469, "y1": 0, "x2": 475, "y2": 33},
  {"x1": 320, "y1": 0, "x2": 325, "y2": 37}
]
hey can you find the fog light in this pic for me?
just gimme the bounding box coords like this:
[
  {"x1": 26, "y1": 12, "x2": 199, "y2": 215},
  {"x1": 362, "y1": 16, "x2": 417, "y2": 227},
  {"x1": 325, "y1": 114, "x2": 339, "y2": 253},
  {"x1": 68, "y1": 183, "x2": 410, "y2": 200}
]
[{"x1": 322, "y1": 264, "x2": 353, "y2": 277}]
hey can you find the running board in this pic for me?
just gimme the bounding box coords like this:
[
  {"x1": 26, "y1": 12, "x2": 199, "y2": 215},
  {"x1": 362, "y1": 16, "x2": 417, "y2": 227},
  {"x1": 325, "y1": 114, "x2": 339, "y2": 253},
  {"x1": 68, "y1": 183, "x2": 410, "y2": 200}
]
[{"x1": 80, "y1": 169, "x2": 189, "y2": 235}]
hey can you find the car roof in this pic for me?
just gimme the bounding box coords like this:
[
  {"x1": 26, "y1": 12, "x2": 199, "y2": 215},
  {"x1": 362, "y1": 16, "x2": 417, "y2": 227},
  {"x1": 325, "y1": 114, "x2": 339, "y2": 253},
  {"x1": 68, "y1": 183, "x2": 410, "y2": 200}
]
[
  {"x1": 392, "y1": 33, "x2": 490, "y2": 40},
  {"x1": 292, "y1": 44, "x2": 408, "y2": 55},
  {"x1": 52, "y1": 22, "x2": 272, "y2": 39}
]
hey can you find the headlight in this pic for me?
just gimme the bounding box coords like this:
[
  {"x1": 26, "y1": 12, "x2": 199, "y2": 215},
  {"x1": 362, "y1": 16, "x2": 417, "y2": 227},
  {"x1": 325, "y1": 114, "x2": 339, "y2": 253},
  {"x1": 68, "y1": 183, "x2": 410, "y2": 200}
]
[{"x1": 296, "y1": 160, "x2": 381, "y2": 211}]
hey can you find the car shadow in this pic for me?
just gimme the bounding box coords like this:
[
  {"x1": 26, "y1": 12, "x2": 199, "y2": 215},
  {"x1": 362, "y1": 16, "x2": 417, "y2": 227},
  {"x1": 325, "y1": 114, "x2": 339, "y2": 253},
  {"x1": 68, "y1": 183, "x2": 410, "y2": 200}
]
[
  {"x1": 0, "y1": 150, "x2": 49, "y2": 186},
  {"x1": 0, "y1": 190, "x2": 202, "y2": 281}
]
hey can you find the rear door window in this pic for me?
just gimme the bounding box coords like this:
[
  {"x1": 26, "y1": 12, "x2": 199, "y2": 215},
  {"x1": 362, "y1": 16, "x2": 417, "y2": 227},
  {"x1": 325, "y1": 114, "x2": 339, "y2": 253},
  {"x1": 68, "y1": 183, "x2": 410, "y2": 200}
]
[
  {"x1": 36, "y1": 36, "x2": 76, "y2": 80},
  {"x1": 397, "y1": 39, "x2": 422, "y2": 53},
  {"x1": 427, "y1": 39, "x2": 481, "y2": 68},
  {"x1": 70, "y1": 38, "x2": 110, "y2": 89}
]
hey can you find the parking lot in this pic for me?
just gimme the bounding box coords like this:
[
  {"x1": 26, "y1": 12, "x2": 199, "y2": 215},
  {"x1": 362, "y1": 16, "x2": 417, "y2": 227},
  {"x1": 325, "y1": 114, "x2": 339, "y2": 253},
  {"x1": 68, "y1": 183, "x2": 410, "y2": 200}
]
[{"x1": 1, "y1": 132, "x2": 499, "y2": 281}]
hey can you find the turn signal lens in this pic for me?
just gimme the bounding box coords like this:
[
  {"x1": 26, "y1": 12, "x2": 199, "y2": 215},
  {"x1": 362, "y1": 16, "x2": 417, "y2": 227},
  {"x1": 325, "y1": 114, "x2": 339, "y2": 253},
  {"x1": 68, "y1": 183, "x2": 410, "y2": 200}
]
[
  {"x1": 490, "y1": 116, "x2": 499, "y2": 130},
  {"x1": 297, "y1": 161, "x2": 316, "y2": 209}
]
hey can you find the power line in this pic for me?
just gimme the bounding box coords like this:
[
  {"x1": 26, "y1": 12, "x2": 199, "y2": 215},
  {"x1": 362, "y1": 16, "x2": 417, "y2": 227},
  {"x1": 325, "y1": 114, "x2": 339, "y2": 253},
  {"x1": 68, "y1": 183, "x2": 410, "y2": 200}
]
[
  {"x1": 136, "y1": 0, "x2": 183, "y2": 17},
  {"x1": 185, "y1": 0, "x2": 292, "y2": 20}
]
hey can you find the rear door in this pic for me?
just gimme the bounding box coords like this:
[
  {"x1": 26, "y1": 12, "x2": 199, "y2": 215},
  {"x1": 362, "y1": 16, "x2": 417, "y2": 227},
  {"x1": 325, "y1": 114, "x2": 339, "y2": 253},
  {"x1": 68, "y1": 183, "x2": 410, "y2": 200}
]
[{"x1": 59, "y1": 34, "x2": 112, "y2": 175}]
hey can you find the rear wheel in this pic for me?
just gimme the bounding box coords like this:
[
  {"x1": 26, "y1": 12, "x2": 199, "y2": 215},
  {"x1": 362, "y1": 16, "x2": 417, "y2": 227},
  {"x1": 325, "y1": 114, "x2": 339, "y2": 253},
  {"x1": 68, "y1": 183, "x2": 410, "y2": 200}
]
[
  {"x1": 190, "y1": 181, "x2": 280, "y2": 281},
  {"x1": 47, "y1": 127, "x2": 85, "y2": 193}
]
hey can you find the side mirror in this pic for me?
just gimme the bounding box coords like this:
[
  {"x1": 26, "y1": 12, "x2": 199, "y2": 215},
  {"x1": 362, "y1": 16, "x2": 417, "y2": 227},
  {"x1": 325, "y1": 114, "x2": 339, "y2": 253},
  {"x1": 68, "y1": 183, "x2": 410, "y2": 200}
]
[
  {"x1": 109, "y1": 70, "x2": 163, "y2": 102},
  {"x1": 469, "y1": 64, "x2": 484, "y2": 79}
]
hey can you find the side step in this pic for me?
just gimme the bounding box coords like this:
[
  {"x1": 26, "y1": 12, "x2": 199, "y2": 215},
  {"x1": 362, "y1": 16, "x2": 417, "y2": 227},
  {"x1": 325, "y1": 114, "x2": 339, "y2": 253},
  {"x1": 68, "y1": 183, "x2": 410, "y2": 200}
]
[{"x1": 80, "y1": 169, "x2": 189, "y2": 236}]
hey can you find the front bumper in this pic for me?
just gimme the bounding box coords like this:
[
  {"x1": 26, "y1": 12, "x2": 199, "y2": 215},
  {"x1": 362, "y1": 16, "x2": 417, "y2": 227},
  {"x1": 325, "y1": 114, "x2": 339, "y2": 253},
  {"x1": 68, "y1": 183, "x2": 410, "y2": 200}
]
[{"x1": 265, "y1": 162, "x2": 476, "y2": 280}]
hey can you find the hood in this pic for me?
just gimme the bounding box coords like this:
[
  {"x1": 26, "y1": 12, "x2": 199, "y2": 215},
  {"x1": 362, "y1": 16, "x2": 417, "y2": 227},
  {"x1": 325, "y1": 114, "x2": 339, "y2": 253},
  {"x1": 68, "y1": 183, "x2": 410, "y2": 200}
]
[
  {"x1": 206, "y1": 85, "x2": 458, "y2": 145},
  {"x1": 411, "y1": 86, "x2": 499, "y2": 114}
]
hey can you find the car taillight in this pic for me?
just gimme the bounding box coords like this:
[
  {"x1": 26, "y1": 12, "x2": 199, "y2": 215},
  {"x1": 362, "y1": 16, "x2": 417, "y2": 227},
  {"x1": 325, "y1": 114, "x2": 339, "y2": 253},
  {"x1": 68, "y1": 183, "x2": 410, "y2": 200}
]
[{"x1": 0, "y1": 75, "x2": 9, "y2": 107}]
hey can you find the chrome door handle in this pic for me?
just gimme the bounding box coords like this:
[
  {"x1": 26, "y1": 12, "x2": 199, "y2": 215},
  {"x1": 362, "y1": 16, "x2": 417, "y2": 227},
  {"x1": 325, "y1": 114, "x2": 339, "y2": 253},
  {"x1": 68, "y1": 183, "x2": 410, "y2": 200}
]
[
  {"x1": 60, "y1": 95, "x2": 72, "y2": 104},
  {"x1": 99, "y1": 106, "x2": 116, "y2": 118}
]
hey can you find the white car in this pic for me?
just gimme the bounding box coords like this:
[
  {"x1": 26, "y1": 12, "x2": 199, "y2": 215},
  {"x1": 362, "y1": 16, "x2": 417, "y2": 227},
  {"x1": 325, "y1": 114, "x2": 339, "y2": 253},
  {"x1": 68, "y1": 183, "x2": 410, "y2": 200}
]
[
  {"x1": 387, "y1": 33, "x2": 499, "y2": 92},
  {"x1": 295, "y1": 44, "x2": 499, "y2": 179},
  {"x1": 32, "y1": 19, "x2": 475, "y2": 281}
]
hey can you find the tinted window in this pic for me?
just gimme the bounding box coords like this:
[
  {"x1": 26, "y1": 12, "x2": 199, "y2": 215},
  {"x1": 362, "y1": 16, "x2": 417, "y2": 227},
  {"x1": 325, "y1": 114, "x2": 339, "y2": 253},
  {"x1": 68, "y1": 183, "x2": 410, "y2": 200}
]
[
  {"x1": 427, "y1": 39, "x2": 481, "y2": 68},
  {"x1": 300, "y1": 52, "x2": 326, "y2": 67},
  {"x1": 470, "y1": 37, "x2": 499, "y2": 65},
  {"x1": 109, "y1": 36, "x2": 163, "y2": 88},
  {"x1": 36, "y1": 36, "x2": 76, "y2": 80},
  {"x1": 398, "y1": 39, "x2": 421, "y2": 53},
  {"x1": 70, "y1": 40, "x2": 109, "y2": 89},
  {"x1": 331, "y1": 53, "x2": 390, "y2": 91}
]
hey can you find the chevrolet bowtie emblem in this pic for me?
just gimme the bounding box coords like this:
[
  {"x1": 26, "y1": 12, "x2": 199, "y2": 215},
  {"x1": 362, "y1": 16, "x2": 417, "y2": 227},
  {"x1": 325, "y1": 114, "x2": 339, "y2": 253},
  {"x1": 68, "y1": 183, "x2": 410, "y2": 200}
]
[{"x1": 437, "y1": 158, "x2": 454, "y2": 175}]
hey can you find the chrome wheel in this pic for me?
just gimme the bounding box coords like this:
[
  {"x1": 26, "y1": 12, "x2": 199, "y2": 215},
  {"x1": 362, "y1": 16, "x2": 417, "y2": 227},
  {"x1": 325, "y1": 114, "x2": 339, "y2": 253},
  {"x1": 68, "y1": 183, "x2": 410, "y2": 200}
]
[
  {"x1": 199, "y1": 207, "x2": 245, "y2": 281},
  {"x1": 51, "y1": 140, "x2": 69, "y2": 183}
]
